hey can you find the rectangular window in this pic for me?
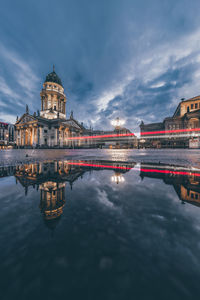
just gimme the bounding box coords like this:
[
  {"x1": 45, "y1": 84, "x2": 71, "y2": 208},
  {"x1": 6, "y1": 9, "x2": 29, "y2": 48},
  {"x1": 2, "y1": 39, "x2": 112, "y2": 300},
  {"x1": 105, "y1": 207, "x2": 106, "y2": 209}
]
[
  {"x1": 44, "y1": 130, "x2": 48, "y2": 133},
  {"x1": 195, "y1": 194, "x2": 198, "y2": 200},
  {"x1": 195, "y1": 103, "x2": 198, "y2": 109},
  {"x1": 191, "y1": 104, "x2": 194, "y2": 109},
  {"x1": 191, "y1": 193, "x2": 194, "y2": 199}
]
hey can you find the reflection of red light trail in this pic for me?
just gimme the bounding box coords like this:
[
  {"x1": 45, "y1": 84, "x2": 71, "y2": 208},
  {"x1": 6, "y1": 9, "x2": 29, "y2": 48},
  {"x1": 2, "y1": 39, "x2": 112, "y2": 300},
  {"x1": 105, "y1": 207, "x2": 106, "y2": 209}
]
[
  {"x1": 67, "y1": 162, "x2": 200, "y2": 177},
  {"x1": 66, "y1": 128, "x2": 200, "y2": 140},
  {"x1": 140, "y1": 168, "x2": 200, "y2": 177},
  {"x1": 67, "y1": 162, "x2": 132, "y2": 170}
]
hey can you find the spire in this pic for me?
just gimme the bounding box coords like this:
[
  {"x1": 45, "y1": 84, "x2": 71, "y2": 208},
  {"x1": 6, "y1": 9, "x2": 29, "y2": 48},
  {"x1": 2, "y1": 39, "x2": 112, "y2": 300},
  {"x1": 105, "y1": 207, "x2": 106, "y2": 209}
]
[
  {"x1": 26, "y1": 104, "x2": 29, "y2": 114},
  {"x1": 53, "y1": 64, "x2": 55, "y2": 72},
  {"x1": 70, "y1": 110, "x2": 74, "y2": 119}
]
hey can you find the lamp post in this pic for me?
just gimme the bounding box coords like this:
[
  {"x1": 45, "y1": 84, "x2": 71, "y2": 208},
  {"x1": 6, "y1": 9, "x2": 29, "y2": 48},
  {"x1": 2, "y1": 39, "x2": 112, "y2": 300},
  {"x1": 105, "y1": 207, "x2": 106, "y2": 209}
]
[{"x1": 111, "y1": 117, "x2": 125, "y2": 148}]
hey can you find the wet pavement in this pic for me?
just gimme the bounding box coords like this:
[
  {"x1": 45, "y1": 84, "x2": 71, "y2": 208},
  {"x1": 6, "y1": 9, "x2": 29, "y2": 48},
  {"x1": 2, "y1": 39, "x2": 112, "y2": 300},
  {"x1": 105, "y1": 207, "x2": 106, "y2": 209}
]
[{"x1": 1, "y1": 150, "x2": 200, "y2": 300}]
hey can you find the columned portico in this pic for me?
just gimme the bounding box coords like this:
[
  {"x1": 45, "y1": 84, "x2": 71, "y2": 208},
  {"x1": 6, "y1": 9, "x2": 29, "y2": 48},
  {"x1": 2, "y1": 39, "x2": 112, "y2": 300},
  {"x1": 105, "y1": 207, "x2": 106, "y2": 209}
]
[{"x1": 15, "y1": 67, "x2": 86, "y2": 148}]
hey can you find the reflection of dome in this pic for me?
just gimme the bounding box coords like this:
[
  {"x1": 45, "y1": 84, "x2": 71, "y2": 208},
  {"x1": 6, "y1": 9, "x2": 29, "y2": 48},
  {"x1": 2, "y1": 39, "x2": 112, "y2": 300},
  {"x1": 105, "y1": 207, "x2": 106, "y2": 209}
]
[
  {"x1": 40, "y1": 181, "x2": 66, "y2": 221},
  {"x1": 42, "y1": 206, "x2": 64, "y2": 220},
  {"x1": 44, "y1": 215, "x2": 61, "y2": 230},
  {"x1": 45, "y1": 68, "x2": 63, "y2": 87}
]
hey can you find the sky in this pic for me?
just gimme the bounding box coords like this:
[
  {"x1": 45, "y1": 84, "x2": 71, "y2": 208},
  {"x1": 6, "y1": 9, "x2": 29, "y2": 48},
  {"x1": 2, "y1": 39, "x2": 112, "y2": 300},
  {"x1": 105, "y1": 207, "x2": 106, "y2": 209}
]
[{"x1": 1, "y1": 0, "x2": 200, "y2": 132}]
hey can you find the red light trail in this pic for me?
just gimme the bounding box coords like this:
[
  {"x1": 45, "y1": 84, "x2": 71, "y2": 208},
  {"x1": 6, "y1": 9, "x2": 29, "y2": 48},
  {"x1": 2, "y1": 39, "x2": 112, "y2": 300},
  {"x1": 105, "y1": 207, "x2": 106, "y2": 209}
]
[
  {"x1": 67, "y1": 132, "x2": 135, "y2": 140},
  {"x1": 140, "y1": 127, "x2": 200, "y2": 135},
  {"x1": 140, "y1": 168, "x2": 200, "y2": 177},
  {"x1": 67, "y1": 162, "x2": 132, "y2": 170},
  {"x1": 66, "y1": 127, "x2": 200, "y2": 140}
]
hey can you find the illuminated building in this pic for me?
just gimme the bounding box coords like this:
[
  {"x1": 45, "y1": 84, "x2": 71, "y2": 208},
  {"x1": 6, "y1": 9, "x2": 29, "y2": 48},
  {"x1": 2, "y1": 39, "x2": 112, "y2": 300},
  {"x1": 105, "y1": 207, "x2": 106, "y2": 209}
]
[
  {"x1": 139, "y1": 96, "x2": 200, "y2": 148},
  {"x1": 15, "y1": 67, "x2": 87, "y2": 148},
  {"x1": 0, "y1": 122, "x2": 15, "y2": 149},
  {"x1": 14, "y1": 67, "x2": 135, "y2": 149}
]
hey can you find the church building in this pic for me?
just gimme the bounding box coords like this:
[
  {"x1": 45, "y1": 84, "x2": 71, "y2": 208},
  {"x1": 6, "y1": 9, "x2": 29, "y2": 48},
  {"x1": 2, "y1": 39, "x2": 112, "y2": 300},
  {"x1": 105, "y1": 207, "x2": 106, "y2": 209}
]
[{"x1": 15, "y1": 67, "x2": 87, "y2": 148}]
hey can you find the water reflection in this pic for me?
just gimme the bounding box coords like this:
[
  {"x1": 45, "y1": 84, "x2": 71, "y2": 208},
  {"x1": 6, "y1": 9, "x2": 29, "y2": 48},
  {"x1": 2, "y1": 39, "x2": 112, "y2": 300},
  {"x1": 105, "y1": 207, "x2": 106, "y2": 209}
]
[
  {"x1": 2, "y1": 160, "x2": 134, "y2": 226},
  {"x1": 1, "y1": 159, "x2": 200, "y2": 214},
  {"x1": 140, "y1": 162, "x2": 200, "y2": 207},
  {"x1": 1, "y1": 159, "x2": 200, "y2": 299}
]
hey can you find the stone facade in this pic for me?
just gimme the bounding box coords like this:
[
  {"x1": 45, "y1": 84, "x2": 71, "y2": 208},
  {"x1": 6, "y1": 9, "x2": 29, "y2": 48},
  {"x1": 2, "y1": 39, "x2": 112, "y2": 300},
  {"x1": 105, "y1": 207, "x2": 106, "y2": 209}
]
[
  {"x1": 15, "y1": 68, "x2": 136, "y2": 149},
  {"x1": 0, "y1": 122, "x2": 15, "y2": 149},
  {"x1": 15, "y1": 68, "x2": 87, "y2": 148},
  {"x1": 139, "y1": 96, "x2": 200, "y2": 148}
]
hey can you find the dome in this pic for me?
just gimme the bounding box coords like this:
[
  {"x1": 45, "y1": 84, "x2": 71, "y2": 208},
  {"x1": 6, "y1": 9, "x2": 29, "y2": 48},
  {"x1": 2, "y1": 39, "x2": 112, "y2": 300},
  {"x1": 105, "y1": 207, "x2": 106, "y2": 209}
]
[{"x1": 45, "y1": 66, "x2": 63, "y2": 87}]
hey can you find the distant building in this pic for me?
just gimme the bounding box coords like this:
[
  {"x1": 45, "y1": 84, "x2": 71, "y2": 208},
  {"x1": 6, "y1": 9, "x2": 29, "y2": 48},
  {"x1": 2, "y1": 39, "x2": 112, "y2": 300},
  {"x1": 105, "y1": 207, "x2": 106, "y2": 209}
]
[
  {"x1": 0, "y1": 122, "x2": 15, "y2": 149},
  {"x1": 15, "y1": 67, "x2": 136, "y2": 149},
  {"x1": 139, "y1": 96, "x2": 200, "y2": 148}
]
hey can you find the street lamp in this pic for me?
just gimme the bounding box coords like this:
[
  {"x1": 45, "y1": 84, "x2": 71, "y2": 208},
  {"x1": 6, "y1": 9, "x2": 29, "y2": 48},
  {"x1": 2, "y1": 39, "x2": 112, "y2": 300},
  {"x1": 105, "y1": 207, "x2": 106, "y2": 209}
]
[{"x1": 111, "y1": 117, "x2": 125, "y2": 130}]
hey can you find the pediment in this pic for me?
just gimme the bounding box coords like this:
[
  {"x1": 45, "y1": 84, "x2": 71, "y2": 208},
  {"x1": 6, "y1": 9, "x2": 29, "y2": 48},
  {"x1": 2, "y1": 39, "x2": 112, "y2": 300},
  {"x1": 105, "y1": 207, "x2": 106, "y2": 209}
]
[
  {"x1": 16, "y1": 113, "x2": 37, "y2": 125},
  {"x1": 64, "y1": 119, "x2": 82, "y2": 130}
]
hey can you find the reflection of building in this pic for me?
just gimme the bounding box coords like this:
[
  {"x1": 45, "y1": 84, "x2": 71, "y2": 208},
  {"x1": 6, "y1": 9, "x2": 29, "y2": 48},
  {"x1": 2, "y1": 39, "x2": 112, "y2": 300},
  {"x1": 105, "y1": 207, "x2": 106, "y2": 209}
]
[
  {"x1": 0, "y1": 122, "x2": 15, "y2": 149},
  {"x1": 140, "y1": 96, "x2": 200, "y2": 148},
  {"x1": 40, "y1": 181, "x2": 65, "y2": 220},
  {"x1": 11, "y1": 159, "x2": 135, "y2": 228},
  {"x1": 140, "y1": 162, "x2": 200, "y2": 207}
]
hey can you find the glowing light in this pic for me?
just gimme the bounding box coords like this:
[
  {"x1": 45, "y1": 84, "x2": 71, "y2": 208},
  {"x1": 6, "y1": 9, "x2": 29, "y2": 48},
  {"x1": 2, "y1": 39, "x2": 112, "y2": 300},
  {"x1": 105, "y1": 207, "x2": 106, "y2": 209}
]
[
  {"x1": 140, "y1": 168, "x2": 200, "y2": 177},
  {"x1": 141, "y1": 127, "x2": 200, "y2": 135},
  {"x1": 64, "y1": 127, "x2": 200, "y2": 141},
  {"x1": 111, "y1": 117, "x2": 125, "y2": 127},
  {"x1": 67, "y1": 161, "x2": 200, "y2": 177},
  {"x1": 67, "y1": 162, "x2": 132, "y2": 170},
  {"x1": 67, "y1": 132, "x2": 134, "y2": 140},
  {"x1": 111, "y1": 174, "x2": 125, "y2": 184}
]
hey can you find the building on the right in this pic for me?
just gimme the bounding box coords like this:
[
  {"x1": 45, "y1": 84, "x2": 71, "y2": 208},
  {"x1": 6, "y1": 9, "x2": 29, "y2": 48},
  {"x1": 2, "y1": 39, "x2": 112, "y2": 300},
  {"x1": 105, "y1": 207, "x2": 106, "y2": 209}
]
[{"x1": 139, "y1": 96, "x2": 200, "y2": 148}]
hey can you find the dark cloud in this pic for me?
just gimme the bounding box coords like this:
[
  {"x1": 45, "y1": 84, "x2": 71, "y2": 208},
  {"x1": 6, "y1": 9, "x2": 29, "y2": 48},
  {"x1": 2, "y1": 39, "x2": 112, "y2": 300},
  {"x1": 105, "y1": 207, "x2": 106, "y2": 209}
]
[{"x1": 0, "y1": 0, "x2": 200, "y2": 131}]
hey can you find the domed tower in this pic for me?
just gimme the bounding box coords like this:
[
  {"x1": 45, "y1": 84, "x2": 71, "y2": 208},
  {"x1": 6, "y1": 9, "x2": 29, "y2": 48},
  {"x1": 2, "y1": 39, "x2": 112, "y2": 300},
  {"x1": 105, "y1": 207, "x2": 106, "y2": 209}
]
[{"x1": 40, "y1": 66, "x2": 67, "y2": 119}]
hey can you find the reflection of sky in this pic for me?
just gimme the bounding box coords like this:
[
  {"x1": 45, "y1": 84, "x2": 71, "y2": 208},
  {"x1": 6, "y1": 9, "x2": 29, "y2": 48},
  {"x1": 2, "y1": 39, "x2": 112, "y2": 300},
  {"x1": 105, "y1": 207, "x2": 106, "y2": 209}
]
[{"x1": 1, "y1": 165, "x2": 200, "y2": 299}]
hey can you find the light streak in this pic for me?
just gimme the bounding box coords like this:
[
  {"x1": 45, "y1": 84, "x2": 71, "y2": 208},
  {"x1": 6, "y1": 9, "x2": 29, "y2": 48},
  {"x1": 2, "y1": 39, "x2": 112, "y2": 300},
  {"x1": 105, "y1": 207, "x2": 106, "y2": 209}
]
[
  {"x1": 67, "y1": 161, "x2": 200, "y2": 177},
  {"x1": 67, "y1": 162, "x2": 132, "y2": 170},
  {"x1": 67, "y1": 133, "x2": 135, "y2": 140},
  {"x1": 139, "y1": 133, "x2": 200, "y2": 139},
  {"x1": 141, "y1": 127, "x2": 200, "y2": 135},
  {"x1": 140, "y1": 168, "x2": 200, "y2": 177},
  {"x1": 65, "y1": 127, "x2": 200, "y2": 141}
]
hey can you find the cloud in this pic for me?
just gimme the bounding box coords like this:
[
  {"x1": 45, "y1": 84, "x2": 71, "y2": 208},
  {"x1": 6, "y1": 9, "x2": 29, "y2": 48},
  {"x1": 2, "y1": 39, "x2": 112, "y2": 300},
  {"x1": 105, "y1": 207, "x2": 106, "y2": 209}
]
[
  {"x1": 0, "y1": 43, "x2": 40, "y2": 123},
  {"x1": 1, "y1": 0, "x2": 200, "y2": 130}
]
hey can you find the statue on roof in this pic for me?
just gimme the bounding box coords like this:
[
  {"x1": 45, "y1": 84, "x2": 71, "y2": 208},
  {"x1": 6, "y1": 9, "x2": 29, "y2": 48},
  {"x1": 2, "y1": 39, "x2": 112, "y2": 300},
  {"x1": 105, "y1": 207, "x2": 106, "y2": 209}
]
[{"x1": 70, "y1": 110, "x2": 74, "y2": 119}]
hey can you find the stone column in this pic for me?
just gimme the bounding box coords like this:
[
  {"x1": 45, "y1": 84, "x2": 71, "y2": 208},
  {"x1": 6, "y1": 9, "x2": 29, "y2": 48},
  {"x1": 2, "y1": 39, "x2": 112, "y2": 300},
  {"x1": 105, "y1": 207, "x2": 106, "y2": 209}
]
[
  {"x1": 32, "y1": 127, "x2": 35, "y2": 146},
  {"x1": 20, "y1": 129, "x2": 22, "y2": 146},
  {"x1": 23, "y1": 129, "x2": 25, "y2": 146},
  {"x1": 54, "y1": 127, "x2": 57, "y2": 146},
  {"x1": 37, "y1": 127, "x2": 40, "y2": 145}
]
